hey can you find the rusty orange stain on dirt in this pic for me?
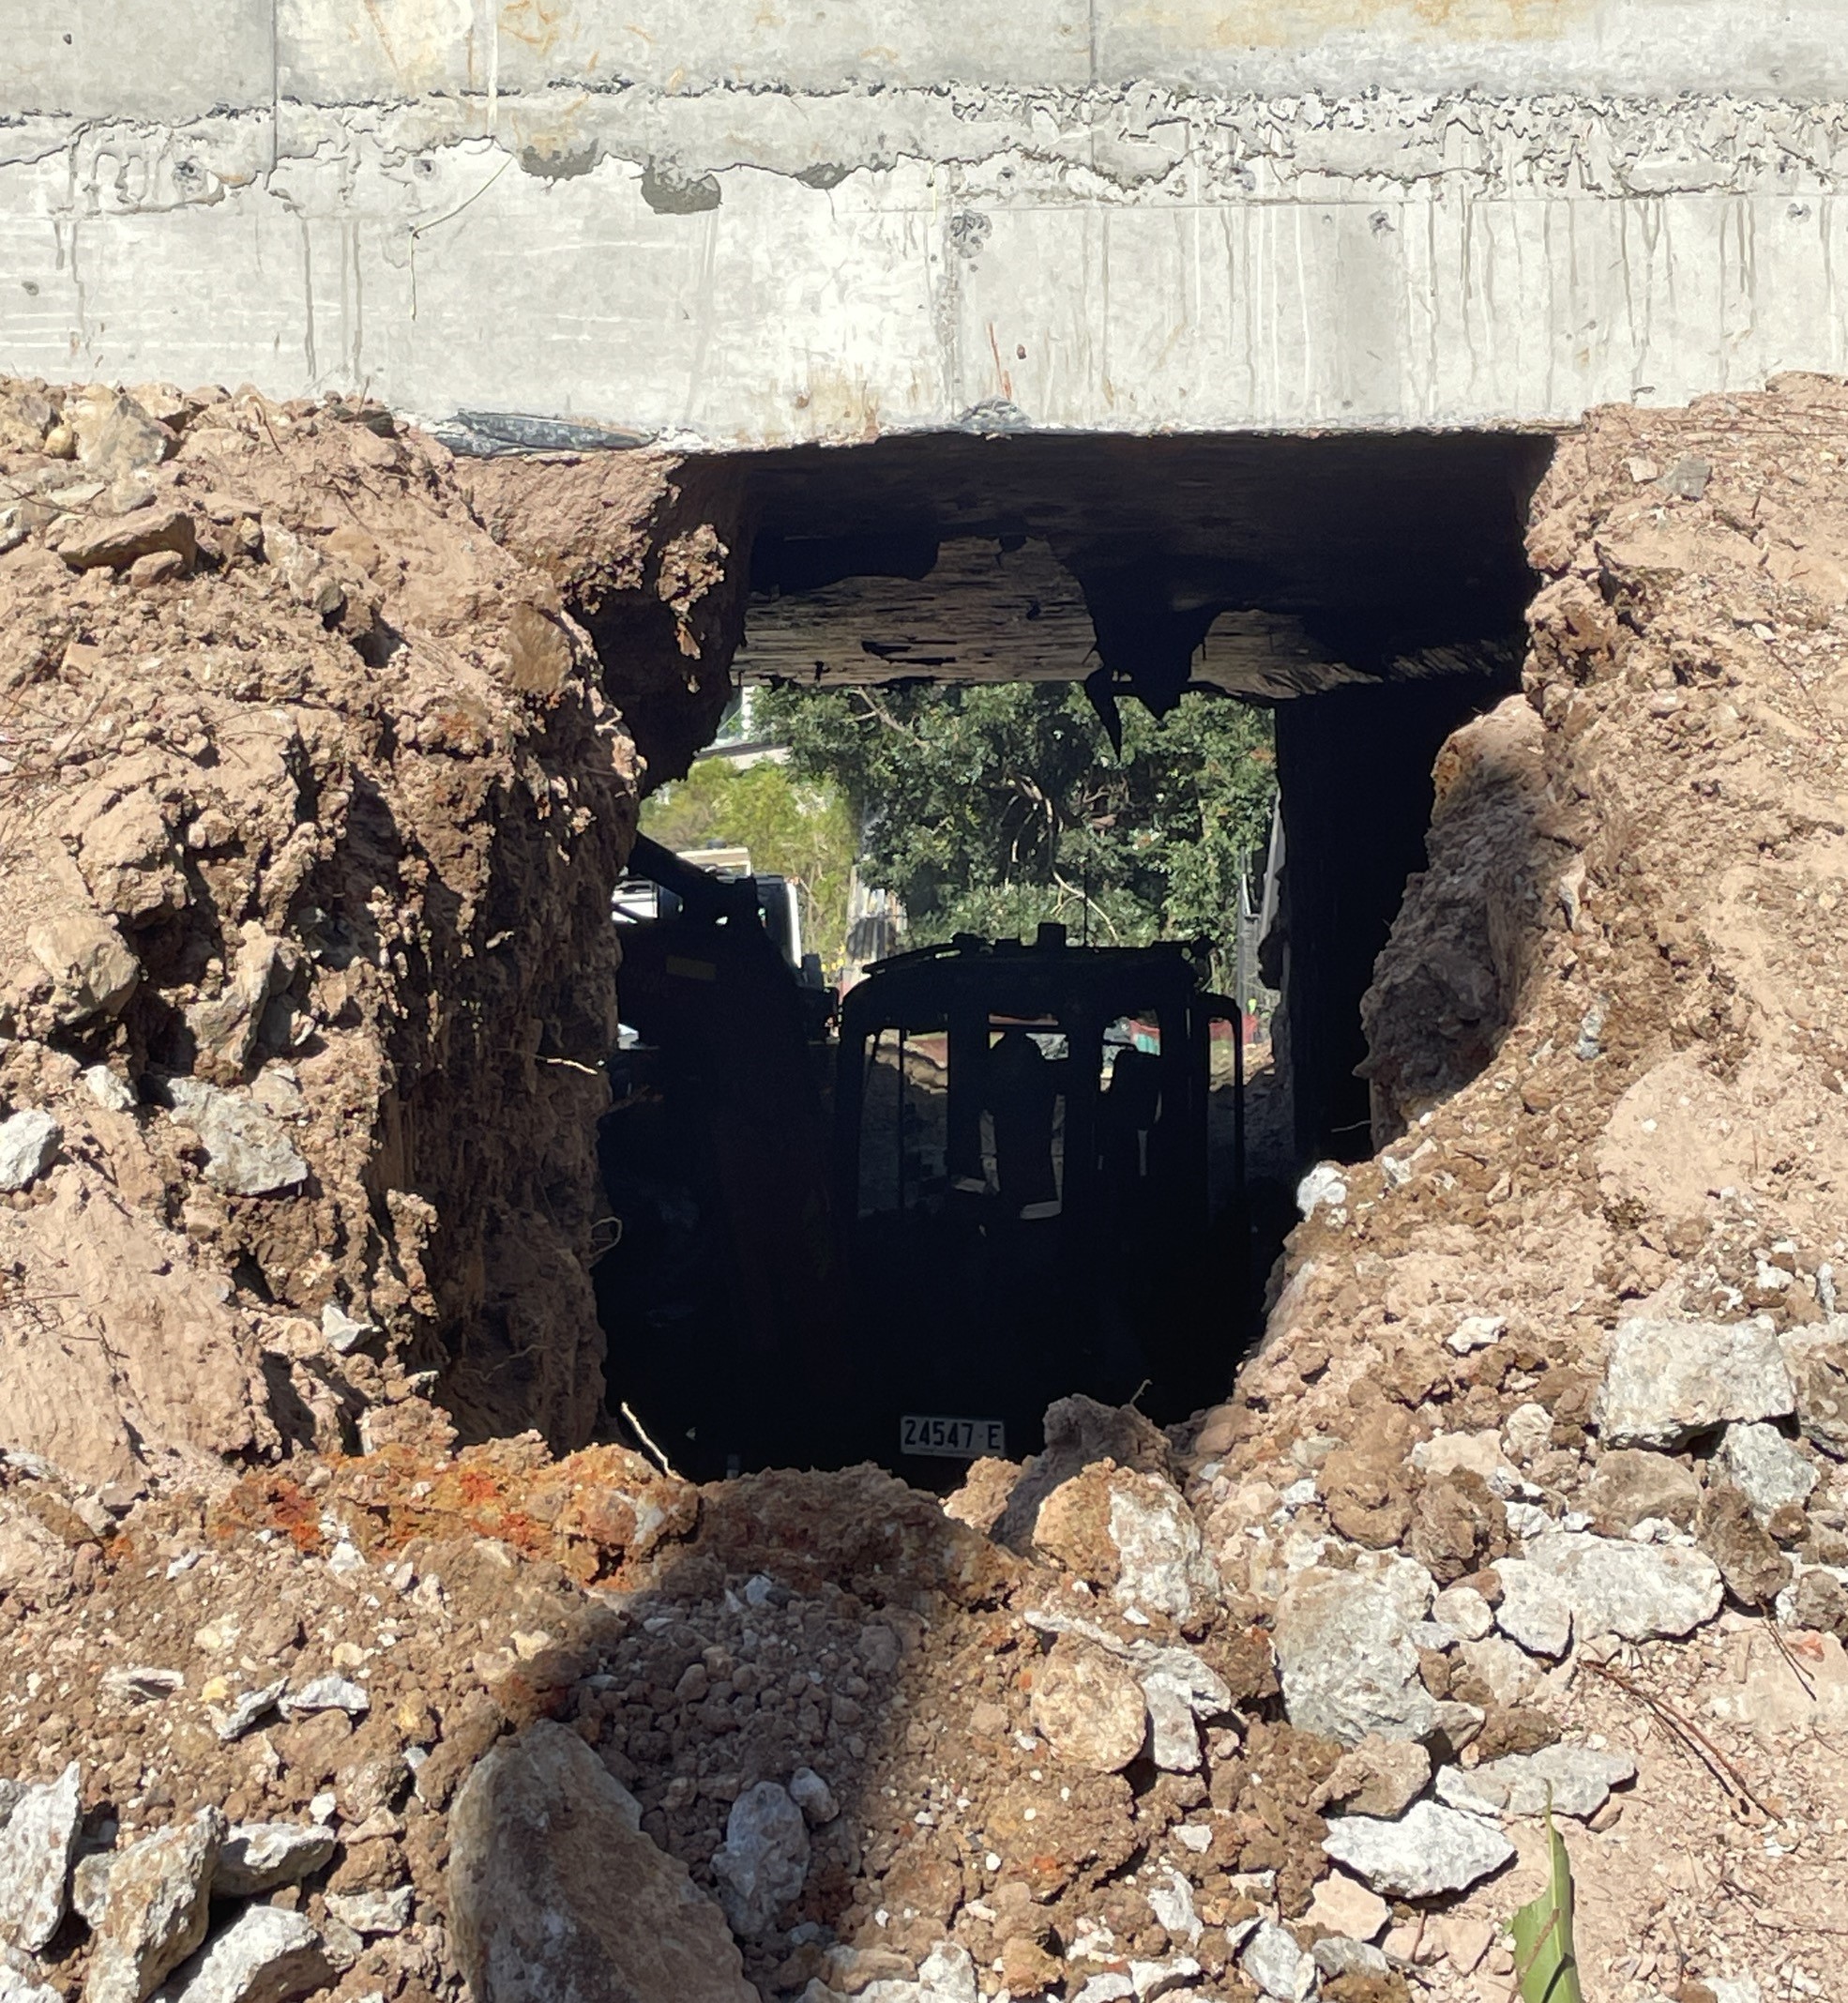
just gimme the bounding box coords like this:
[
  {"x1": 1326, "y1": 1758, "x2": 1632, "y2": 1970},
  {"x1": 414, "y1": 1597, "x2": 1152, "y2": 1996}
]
[{"x1": 212, "y1": 1441, "x2": 693, "y2": 1589}]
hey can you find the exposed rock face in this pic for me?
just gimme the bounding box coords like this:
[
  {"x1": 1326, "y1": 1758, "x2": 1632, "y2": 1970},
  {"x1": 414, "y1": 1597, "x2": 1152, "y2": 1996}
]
[
  {"x1": 1360, "y1": 693, "x2": 1567, "y2": 1145},
  {"x1": 447, "y1": 1721, "x2": 755, "y2": 2003},
  {"x1": 0, "y1": 379, "x2": 748, "y2": 1476}
]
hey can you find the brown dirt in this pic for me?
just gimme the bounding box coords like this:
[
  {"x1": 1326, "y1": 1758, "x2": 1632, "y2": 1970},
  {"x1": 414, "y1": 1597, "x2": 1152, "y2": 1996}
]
[
  {"x1": 4, "y1": 371, "x2": 1848, "y2": 2003},
  {"x1": 0, "y1": 379, "x2": 743, "y2": 1484}
]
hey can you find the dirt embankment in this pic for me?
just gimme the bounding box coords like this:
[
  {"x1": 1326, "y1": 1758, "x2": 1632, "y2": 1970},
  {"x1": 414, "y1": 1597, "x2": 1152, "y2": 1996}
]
[
  {"x1": 1, "y1": 374, "x2": 1846, "y2": 2003},
  {"x1": 0, "y1": 380, "x2": 744, "y2": 1485}
]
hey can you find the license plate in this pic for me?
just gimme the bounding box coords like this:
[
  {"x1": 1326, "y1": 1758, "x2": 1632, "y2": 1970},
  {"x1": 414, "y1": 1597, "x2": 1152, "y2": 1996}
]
[{"x1": 900, "y1": 1415, "x2": 1007, "y2": 1459}]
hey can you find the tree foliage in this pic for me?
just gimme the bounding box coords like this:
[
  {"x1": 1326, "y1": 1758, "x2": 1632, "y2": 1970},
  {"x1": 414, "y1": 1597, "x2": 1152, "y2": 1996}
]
[
  {"x1": 755, "y1": 681, "x2": 1276, "y2": 979},
  {"x1": 640, "y1": 757, "x2": 856, "y2": 976}
]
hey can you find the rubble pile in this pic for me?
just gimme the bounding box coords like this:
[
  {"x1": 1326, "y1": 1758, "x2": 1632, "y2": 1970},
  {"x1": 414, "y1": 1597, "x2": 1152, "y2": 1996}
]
[{"x1": 4, "y1": 371, "x2": 1848, "y2": 2003}]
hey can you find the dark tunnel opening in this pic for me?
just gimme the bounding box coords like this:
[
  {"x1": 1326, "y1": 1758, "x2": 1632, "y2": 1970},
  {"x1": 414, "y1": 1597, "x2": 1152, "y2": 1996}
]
[{"x1": 592, "y1": 429, "x2": 1548, "y2": 1485}]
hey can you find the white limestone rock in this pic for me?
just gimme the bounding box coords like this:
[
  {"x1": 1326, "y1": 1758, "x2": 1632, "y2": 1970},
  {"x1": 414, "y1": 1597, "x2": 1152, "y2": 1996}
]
[
  {"x1": 0, "y1": 1956, "x2": 63, "y2": 2003},
  {"x1": 1241, "y1": 1920, "x2": 1314, "y2": 2001},
  {"x1": 1448, "y1": 1315, "x2": 1506, "y2": 1356},
  {"x1": 153, "y1": 1906, "x2": 331, "y2": 2003},
  {"x1": 82, "y1": 1066, "x2": 138, "y2": 1114},
  {"x1": 1139, "y1": 1669, "x2": 1203, "y2": 1773},
  {"x1": 0, "y1": 1764, "x2": 81, "y2": 1954},
  {"x1": 1597, "y1": 1317, "x2": 1794, "y2": 1449},
  {"x1": 163, "y1": 1081, "x2": 306, "y2": 1197},
  {"x1": 1274, "y1": 1560, "x2": 1437, "y2": 1745},
  {"x1": 711, "y1": 1782, "x2": 811, "y2": 1939},
  {"x1": 1321, "y1": 1800, "x2": 1515, "y2": 1899},
  {"x1": 322, "y1": 1889, "x2": 411, "y2": 1937},
  {"x1": 860, "y1": 1944, "x2": 980, "y2": 2003},
  {"x1": 1312, "y1": 1937, "x2": 1390, "y2": 1981},
  {"x1": 1431, "y1": 1584, "x2": 1494, "y2": 1642},
  {"x1": 282, "y1": 1677, "x2": 367, "y2": 1719},
  {"x1": 1434, "y1": 1743, "x2": 1635, "y2": 1820},
  {"x1": 212, "y1": 1827, "x2": 336, "y2": 1898},
  {"x1": 1492, "y1": 1559, "x2": 1574, "y2": 1657},
  {"x1": 0, "y1": 1112, "x2": 60, "y2": 1194},
  {"x1": 1510, "y1": 1531, "x2": 1723, "y2": 1641},
  {"x1": 1716, "y1": 1422, "x2": 1818, "y2": 1521}
]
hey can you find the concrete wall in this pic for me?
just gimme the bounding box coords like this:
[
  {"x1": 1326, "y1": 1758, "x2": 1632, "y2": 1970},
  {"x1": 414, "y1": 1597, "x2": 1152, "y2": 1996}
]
[{"x1": 4, "y1": 2, "x2": 1847, "y2": 445}]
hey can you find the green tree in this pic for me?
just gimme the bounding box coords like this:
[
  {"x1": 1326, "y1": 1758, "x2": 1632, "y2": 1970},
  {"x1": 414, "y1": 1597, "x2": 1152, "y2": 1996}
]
[
  {"x1": 755, "y1": 682, "x2": 1276, "y2": 982},
  {"x1": 641, "y1": 757, "x2": 856, "y2": 977}
]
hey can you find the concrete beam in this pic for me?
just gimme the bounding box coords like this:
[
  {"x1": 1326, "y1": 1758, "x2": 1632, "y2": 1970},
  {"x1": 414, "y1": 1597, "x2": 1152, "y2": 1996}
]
[{"x1": 3, "y1": 5, "x2": 1846, "y2": 443}]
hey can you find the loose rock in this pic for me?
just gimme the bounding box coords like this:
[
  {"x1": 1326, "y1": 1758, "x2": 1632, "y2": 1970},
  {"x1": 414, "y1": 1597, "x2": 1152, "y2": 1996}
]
[
  {"x1": 1304, "y1": 1872, "x2": 1389, "y2": 1943},
  {"x1": 1491, "y1": 1559, "x2": 1574, "y2": 1657},
  {"x1": 1314, "y1": 1735, "x2": 1431, "y2": 1818},
  {"x1": 153, "y1": 1906, "x2": 331, "y2": 2003},
  {"x1": 1321, "y1": 1799, "x2": 1515, "y2": 1899},
  {"x1": 322, "y1": 1889, "x2": 411, "y2": 1936},
  {"x1": 58, "y1": 508, "x2": 195, "y2": 574},
  {"x1": 1242, "y1": 1920, "x2": 1313, "y2": 2001},
  {"x1": 1433, "y1": 1744, "x2": 1635, "y2": 1820},
  {"x1": 282, "y1": 1678, "x2": 367, "y2": 1719},
  {"x1": 1596, "y1": 1317, "x2": 1794, "y2": 1449},
  {"x1": 84, "y1": 1809, "x2": 223, "y2": 2003},
  {"x1": 448, "y1": 1722, "x2": 754, "y2": 2003},
  {"x1": 1717, "y1": 1423, "x2": 1818, "y2": 1520},
  {"x1": 164, "y1": 1082, "x2": 307, "y2": 1198},
  {"x1": 860, "y1": 1944, "x2": 980, "y2": 2003},
  {"x1": 787, "y1": 1768, "x2": 839, "y2": 1826},
  {"x1": 1311, "y1": 1937, "x2": 1391, "y2": 1981},
  {"x1": 0, "y1": 1112, "x2": 60, "y2": 1195},
  {"x1": 710, "y1": 1782, "x2": 810, "y2": 1939},
  {"x1": 211, "y1": 1827, "x2": 335, "y2": 1898},
  {"x1": 1033, "y1": 1465, "x2": 1219, "y2": 1623},
  {"x1": 1431, "y1": 1584, "x2": 1493, "y2": 1641},
  {"x1": 1784, "y1": 1327, "x2": 1848, "y2": 1458},
  {"x1": 0, "y1": 1762, "x2": 81, "y2": 1953},
  {"x1": 1502, "y1": 1532, "x2": 1722, "y2": 1641},
  {"x1": 25, "y1": 911, "x2": 143, "y2": 1026},
  {"x1": 1582, "y1": 1449, "x2": 1702, "y2": 1534},
  {"x1": 1696, "y1": 1485, "x2": 1792, "y2": 1605},
  {"x1": 1028, "y1": 1633, "x2": 1148, "y2": 1772},
  {"x1": 1273, "y1": 1561, "x2": 1436, "y2": 1745}
]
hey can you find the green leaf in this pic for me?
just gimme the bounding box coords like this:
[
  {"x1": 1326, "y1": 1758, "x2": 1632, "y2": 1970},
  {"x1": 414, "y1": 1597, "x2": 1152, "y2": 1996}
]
[{"x1": 1509, "y1": 1795, "x2": 1583, "y2": 2003}]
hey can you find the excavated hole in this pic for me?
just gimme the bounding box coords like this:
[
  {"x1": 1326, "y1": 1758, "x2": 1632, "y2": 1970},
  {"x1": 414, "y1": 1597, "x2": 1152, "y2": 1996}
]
[{"x1": 590, "y1": 432, "x2": 1548, "y2": 1485}]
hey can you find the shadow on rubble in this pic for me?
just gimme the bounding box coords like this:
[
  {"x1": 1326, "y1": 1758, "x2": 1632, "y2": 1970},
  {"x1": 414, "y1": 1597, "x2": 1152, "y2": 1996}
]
[{"x1": 449, "y1": 1396, "x2": 1368, "y2": 2003}]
